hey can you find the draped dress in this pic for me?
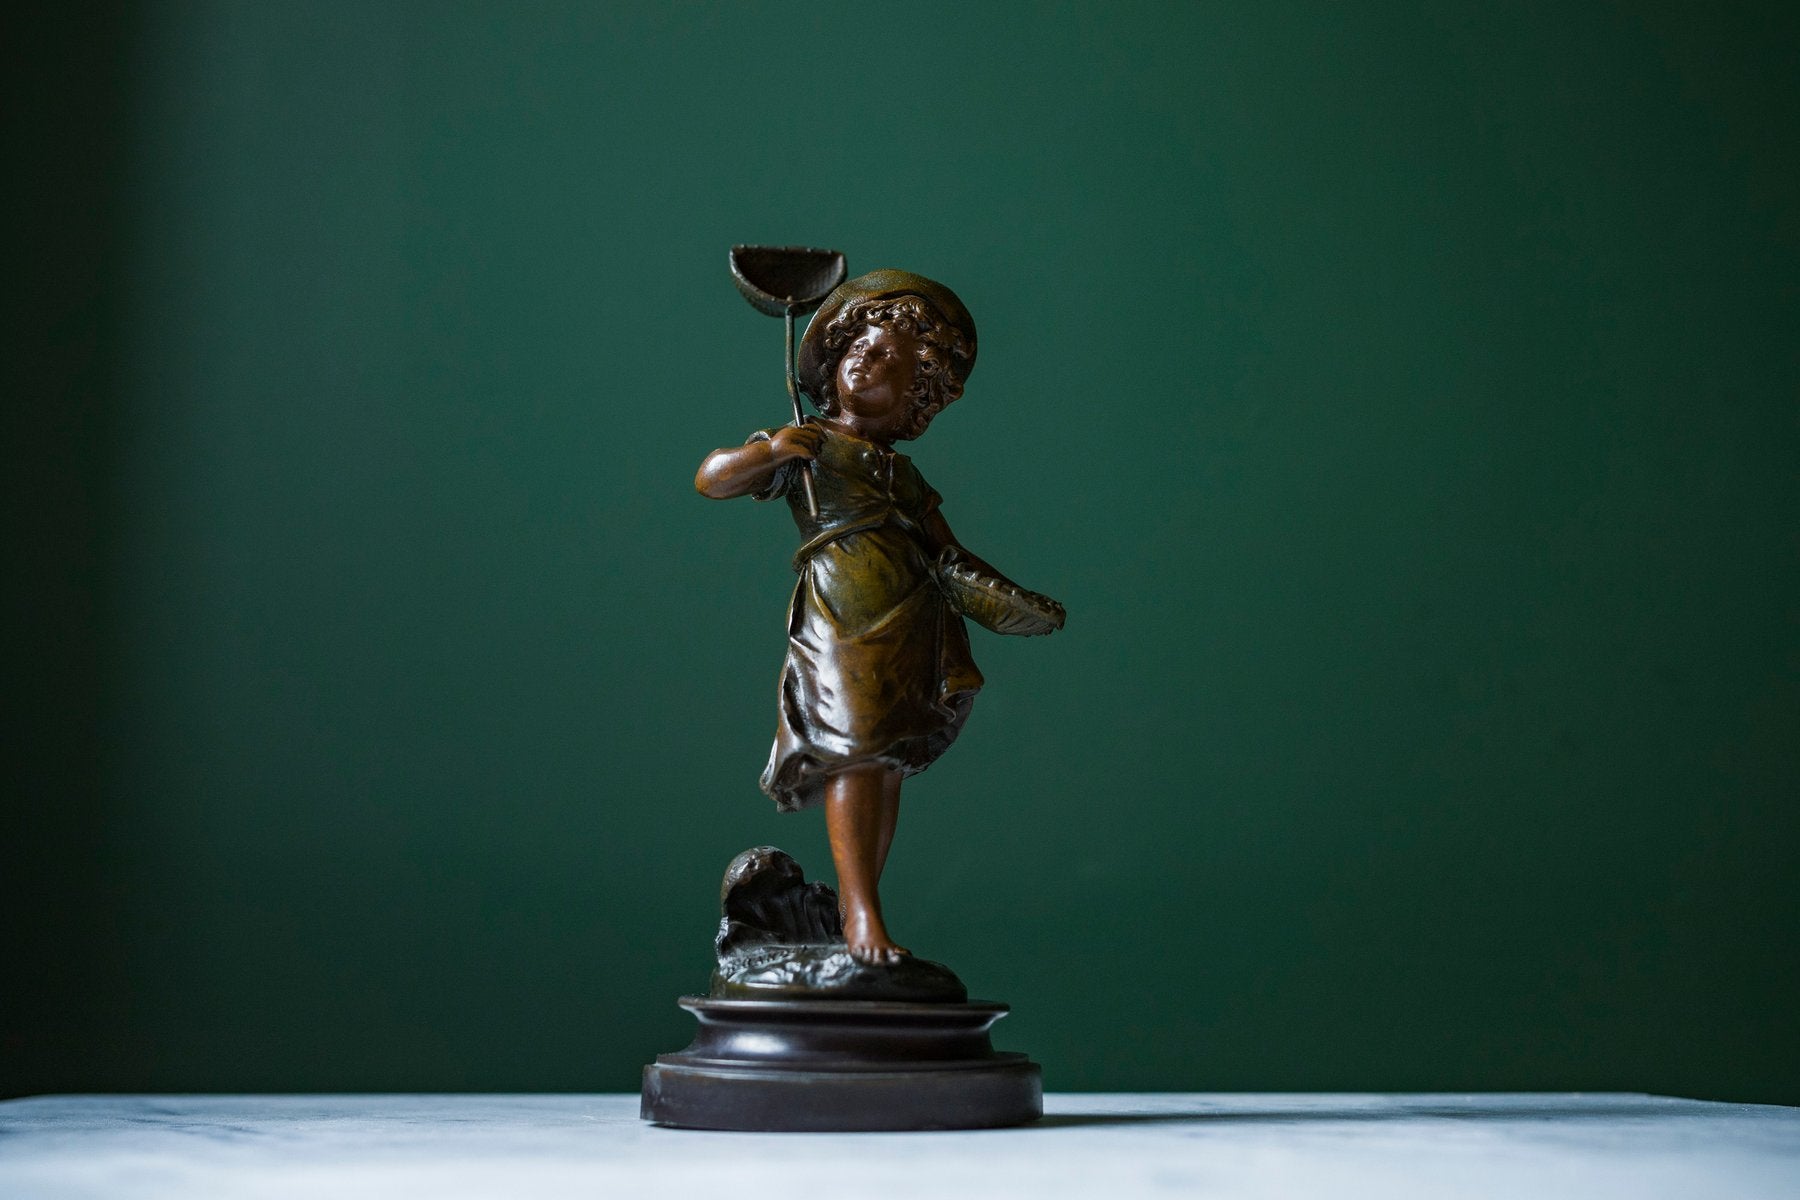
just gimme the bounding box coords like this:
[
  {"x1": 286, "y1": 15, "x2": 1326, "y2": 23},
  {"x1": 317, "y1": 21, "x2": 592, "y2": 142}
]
[{"x1": 747, "y1": 421, "x2": 983, "y2": 812}]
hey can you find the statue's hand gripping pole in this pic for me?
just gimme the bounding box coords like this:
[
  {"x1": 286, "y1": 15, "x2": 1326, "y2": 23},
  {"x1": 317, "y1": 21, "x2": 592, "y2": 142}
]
[{"x1": 726, "y1": 245, "x2": 845, "y2": 522}]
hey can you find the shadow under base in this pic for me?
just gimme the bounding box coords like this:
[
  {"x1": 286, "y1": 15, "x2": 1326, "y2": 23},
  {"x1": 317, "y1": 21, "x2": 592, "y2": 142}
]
[{"x1": 641, "y1": 996, "x2": 1041, "y2": 1131}]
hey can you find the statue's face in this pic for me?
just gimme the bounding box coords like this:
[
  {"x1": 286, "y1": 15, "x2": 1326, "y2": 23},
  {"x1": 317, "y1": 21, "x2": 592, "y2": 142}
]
[{"x1": 835, "y1": 323, "x2": 919, "y2": 430}]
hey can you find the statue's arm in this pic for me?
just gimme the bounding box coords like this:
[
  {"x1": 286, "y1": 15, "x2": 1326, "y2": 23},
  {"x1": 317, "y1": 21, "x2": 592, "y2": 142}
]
[
  {"x1": 920, "y1": 507, "x2": 1006, "y2": 580},
  {"x1": 920, "y1": 509, "x2": 1053, "y2": 596},
  {"x1": 695, "y1": 426, "x2": 821, "y2": 499},
  {"x1": 923, "y1": 506, "x2": 1067, "y2": 632}
]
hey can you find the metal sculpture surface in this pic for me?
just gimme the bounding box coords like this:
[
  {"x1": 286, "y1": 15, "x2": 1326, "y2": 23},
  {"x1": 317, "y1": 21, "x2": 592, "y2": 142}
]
[
  {"x1": 697, "y1": 260, "x2": 1065, "y2": 967},
  {"x1": 644, "y1": 252, "x2": 1060, "y2": 1131}
]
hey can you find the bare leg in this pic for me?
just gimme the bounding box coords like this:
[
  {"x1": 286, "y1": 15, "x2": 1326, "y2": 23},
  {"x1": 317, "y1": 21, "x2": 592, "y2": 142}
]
[
  {"x1": 826, "y1": 763, "x2": 909, "y2": 965},
  {"x1": 874, "y1": 771, "x2": 901, "y2": 883}
]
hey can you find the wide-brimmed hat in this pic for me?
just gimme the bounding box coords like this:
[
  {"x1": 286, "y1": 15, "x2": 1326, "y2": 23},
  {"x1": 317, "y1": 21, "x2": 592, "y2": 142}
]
[{"x1": 796, "y1": 269, "x2": 977, "y2": 402}]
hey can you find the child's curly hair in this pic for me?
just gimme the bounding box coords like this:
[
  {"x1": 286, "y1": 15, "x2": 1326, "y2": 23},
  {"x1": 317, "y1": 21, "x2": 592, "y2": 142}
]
[{"x1": 812, "y1": 295, "x2": 974, "y2": 440}]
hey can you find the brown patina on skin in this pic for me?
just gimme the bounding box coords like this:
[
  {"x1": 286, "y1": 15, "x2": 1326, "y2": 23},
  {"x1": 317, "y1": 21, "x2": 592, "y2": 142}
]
[{"x1": 697, "y1": 304, "x2": 1059, "y2": 967}]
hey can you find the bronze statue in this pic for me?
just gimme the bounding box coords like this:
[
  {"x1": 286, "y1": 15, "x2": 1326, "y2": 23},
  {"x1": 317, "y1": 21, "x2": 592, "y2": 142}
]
[
  {"x1": 695, "y1": 266, "x2": 1064, "y2": 967},
  {"x1": 644, "y1": 252, "x2": 1058, "y2": 1129}
]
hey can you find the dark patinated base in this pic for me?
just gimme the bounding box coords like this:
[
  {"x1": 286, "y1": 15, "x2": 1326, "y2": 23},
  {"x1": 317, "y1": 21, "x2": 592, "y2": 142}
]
[{"x1": 641, "y1": 996, "x2": 1042, "y2": 1131}]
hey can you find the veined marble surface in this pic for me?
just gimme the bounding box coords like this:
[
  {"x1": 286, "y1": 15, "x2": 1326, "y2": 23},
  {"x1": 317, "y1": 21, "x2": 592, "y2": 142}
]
[{"x1": 2, "y1": 1092, "x2": 1796, "y2": 1199}]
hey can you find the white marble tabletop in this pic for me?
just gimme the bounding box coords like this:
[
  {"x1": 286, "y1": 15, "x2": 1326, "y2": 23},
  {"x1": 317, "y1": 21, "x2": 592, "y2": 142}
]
[{"x1": 2, "y1": 1092, "x2": 1796, "y2": 1199}]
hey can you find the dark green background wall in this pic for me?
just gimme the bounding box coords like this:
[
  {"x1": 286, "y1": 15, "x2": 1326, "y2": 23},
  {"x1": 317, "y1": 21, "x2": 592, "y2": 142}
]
[{"x1": 9, "y1": 1, "x2": 1796, "y2": 1101}]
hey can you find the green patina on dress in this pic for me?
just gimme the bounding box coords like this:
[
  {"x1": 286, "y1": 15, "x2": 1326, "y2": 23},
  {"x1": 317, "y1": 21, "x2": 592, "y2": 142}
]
[{"x1": 749, "y1": 420, "x2": 983, "y2": 812}]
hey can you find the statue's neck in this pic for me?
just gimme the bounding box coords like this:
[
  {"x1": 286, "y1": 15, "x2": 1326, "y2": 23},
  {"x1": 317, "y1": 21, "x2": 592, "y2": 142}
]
[{"x1": 820, "y1": 416, "x2": 894, "y2": 449}]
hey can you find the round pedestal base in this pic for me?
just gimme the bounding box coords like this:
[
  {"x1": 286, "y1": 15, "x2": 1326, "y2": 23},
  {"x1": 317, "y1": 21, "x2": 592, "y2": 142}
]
[{"x1": 641, "y1": 996, "x2": 1042, "y2": 1131}]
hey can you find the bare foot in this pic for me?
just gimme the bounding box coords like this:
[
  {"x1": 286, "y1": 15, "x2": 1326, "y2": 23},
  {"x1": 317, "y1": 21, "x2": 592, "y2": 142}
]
[{"x1": 843, "y1": 910, "x2": 910, "y2": 966}]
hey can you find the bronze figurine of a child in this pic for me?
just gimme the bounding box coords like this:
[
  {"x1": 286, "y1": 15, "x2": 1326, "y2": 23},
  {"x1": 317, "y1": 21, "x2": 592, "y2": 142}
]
[{"x1": 696, "y1": 269, "x2": 1063, "y2": 967}]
